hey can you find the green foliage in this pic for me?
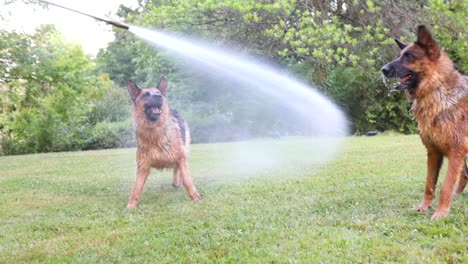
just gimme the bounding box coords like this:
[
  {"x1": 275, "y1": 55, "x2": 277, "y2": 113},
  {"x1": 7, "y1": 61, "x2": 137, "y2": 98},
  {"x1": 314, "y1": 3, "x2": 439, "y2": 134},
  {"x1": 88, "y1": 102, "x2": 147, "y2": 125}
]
[
  {"x1": 106, "y1": 0, "x2": 455, "y2": 137},
  {"x1": 95, "y1": 31, "x2": 141, "y2": 87},
  {"x1": 321, "y1": 66, "x2": 417, "y2": 134},
  {"x1": 0, "y1": 26, "x2": 132, "y2": 155},
  {"x1": 427, "y1": 0, "x2": 467, "y2": 74},
  {"x1": 1, "y1": 0, "x2": 467, "y2": 154},
  {"x1": 84, "y1": 119, "x2": 134, "y2": 150}
]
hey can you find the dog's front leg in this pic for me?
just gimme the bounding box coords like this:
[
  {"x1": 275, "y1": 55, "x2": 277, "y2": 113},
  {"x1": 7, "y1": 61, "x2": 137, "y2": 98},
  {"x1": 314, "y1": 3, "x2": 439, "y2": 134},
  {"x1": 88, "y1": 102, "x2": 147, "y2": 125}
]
[
  {"x1": 178, "y1": 158, "x2": 201, "y2": 201},
  {"x1": 431, "y1": 152, "x2": 465, "y2": 220},
  {"x1": 127, "y1": 165, "x2": 150, "y2": 208},
  {"x1": 416, "y1": 148, "x2": 443, "y2": 212}
]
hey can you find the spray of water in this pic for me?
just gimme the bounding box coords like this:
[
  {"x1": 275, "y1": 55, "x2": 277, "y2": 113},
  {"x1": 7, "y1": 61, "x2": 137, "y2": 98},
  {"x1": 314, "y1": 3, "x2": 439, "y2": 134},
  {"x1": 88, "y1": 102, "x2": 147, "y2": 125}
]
[{"x1": 128, "y1": 26, "x2": 349, "y2": 179}]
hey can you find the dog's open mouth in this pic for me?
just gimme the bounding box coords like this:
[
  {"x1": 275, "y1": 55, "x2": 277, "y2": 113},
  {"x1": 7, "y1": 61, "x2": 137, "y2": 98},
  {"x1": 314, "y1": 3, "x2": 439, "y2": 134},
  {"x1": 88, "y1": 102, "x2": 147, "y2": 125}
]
[
  {"x1": 397, "y1": 74, "x2": 412, "y2": 87},
  {"x1": 150, "y1": 106, "x2": 161, "y2": 114},
  {"x1": 144, "y1": 104, "x2": 162, "y2": 121},
  {"x1": 383, "y1": 73, "x2": 416, "y2": 92}
]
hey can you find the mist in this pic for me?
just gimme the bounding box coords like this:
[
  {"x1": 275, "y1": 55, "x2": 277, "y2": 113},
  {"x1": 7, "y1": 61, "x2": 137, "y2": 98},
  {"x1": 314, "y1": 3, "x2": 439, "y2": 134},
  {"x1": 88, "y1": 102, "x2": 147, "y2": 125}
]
[{"x1": 128, "y1": 26, "x2": 349, "y2": 178}]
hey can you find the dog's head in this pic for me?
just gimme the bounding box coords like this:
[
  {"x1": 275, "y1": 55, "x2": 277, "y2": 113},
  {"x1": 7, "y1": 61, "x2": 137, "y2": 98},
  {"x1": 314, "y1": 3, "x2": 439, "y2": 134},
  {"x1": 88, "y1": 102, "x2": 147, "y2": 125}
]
[
  {"x1": 127, "y1": 76, "x2": 169, "y2": 122},
  {"x1": 381, "y1": 25, "x2": 441, "y2": 92}
]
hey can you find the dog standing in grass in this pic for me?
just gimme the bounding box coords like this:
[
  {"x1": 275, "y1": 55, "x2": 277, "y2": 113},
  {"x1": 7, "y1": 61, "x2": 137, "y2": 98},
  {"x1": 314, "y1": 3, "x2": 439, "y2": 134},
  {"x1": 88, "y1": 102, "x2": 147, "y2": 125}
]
[
  {"x1": 381, "y1": 25, "x2": 467, "y2": 220},
  {"x1": 126, "y1": 76, "x2": 201, "y2": 208}
]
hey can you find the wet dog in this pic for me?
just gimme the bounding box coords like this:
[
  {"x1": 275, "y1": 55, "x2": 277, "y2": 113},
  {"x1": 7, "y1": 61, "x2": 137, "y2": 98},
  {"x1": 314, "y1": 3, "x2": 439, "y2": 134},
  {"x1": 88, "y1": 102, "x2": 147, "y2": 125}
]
[
  {"x1": 126, "y1": 76, "x2": 201, "y2": 208},
  {"x1": 381, "y1": 25, "x2": 467, "y2": 220}
]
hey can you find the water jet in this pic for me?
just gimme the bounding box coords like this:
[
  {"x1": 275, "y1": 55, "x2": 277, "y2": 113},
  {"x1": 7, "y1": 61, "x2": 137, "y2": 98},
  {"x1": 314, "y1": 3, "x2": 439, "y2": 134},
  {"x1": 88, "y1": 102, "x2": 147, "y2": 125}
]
[{"x1": 39, "y1": 1, "x2": 350, "y2": 177}]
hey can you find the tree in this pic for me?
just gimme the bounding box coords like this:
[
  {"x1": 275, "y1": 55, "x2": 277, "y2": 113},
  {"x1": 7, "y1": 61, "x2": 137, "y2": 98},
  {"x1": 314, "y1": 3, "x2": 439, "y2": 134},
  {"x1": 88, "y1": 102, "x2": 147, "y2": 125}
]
[
  {"x1": 4, "y1": 0, "x2": 464, "y2": 154},
  {"x1": 114, "y1": 0, "x2": 464, "y2": 135},
  {"x1": 1, "y1": 25, "x2": 132, "y2": 154},
  {"x1": 104, "y1": 0, "x2": 413, "y2": 136},
  {"x1": 427, "y1": 0, "x2": 467, "y2": 74}
]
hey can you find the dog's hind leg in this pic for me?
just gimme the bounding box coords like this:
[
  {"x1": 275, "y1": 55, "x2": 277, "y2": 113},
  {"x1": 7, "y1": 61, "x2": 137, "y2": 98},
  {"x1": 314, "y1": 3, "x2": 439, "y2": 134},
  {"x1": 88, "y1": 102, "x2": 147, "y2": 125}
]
[
  {"x1": 127, "y1": 165, "x2": 150, "y2": 209},
  {"x1": 455, "y1": 156, "x2": 468, "y2": 195},
  {"x1": 178, "y1": 158, "x2": 201, "y2": 201},
  {"x1": 172, "y1": 167, "x2": 181, "y2": 189},
  {"x1": 416, "y1": 147, "x2": 443, "y2": 212}
]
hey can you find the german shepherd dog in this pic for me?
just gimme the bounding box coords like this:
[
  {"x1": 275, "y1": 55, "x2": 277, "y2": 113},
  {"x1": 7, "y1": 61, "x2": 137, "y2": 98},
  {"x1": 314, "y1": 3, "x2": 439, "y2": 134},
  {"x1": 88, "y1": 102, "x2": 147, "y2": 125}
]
[
  {"x1": 126, "y1": 76, "x2": 201, "y2": 208},
  {"x1": 381, "y1": 25, "x2": 467, "y2": 220}
]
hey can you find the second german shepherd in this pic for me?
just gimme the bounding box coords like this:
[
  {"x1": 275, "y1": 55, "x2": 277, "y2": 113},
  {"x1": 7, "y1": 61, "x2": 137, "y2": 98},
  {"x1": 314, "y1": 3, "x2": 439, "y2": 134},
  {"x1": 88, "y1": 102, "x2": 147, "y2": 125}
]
[
  {"x1": 126, "y1": 76, "x2": 201, "y2": 208},
  {"x1": 381, "y1": 25, "x2": 467, "y2": 220}
]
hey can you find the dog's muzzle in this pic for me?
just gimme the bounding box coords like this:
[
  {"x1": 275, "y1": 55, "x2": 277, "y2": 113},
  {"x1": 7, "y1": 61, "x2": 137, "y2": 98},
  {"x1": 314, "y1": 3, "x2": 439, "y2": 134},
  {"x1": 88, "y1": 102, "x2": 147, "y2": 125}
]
[
  {"x1": 144, "y1": 94, "x2": 164, "y2": 121},
  {"x1": 381, "y1": 63, "x2": 397, "y2": 78},
  {"x1": 381, "y1": 61, "x2": 417, "y2": 91}
]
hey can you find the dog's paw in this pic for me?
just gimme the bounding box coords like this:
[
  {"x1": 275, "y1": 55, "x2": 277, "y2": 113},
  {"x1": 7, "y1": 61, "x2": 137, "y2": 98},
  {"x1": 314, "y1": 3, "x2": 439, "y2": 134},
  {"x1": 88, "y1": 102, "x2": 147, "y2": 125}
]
[
  {"x1": 430, "y1": 210, "x2": 449, "y2": 221},
  {"x1": 172, "y1": 174, "x2": 181, "y2": 189},
  {"x1": 189, "y1": 191, "x2": 202, "y2": 201},
  {"x1": 415, "y1": 203, "x2": 431, "y2": 212},
  {"x1": 126, "y1": 202, "x2": 138, "y2": 209}
]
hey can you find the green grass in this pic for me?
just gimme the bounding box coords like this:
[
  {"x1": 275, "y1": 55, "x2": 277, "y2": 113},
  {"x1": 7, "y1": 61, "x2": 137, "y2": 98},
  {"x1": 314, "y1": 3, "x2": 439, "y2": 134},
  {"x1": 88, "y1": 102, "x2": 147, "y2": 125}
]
[{"x1": 0, "y1": 135, "x2": 466, "y2": 263}]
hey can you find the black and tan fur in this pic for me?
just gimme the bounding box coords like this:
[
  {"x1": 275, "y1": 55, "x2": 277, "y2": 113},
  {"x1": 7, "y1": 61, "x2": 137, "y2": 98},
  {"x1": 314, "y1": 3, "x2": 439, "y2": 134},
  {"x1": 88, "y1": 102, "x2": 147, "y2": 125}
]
[
  {"x1": 381, "y1": 25, "x2": 467, "y2": 220},
  {"x1": 126, "y1": 76, "x2": 201, "y2": 208}
]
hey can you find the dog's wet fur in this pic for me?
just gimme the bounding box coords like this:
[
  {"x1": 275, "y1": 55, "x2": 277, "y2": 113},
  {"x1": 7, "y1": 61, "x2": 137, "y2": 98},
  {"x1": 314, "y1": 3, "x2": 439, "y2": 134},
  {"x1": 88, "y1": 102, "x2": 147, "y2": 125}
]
[
  {"x1": 126, "y1": 76, "x2": 201, "y2": 208},
  {"x1": 382, "y1": 25, "x2": 467, "y2": 220}
]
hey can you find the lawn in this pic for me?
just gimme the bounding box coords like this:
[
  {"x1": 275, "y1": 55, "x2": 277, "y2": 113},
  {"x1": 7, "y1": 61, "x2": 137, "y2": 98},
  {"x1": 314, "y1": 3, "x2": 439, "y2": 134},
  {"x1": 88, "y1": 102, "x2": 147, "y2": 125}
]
[{"x1": 0, "y1": 135, "x2": 466, "y2": 263}]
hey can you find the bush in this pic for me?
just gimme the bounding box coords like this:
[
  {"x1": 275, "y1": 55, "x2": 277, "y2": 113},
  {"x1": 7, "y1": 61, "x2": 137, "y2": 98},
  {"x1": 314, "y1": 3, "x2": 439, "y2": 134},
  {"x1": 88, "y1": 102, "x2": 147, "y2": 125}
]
[
  {"x1": 84, "y1": 119, "x2": 135, "y2": 150},
  {"x1": 0, "y1": 84, "x2": 134, "y2": 155},
  {"x1": 318, "y1": 66, "x2": 417, "y2": 134}
]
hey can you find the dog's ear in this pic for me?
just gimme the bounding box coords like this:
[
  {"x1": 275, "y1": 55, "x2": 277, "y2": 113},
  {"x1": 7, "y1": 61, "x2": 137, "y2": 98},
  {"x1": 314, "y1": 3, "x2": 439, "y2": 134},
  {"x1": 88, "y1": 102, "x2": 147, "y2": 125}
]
[
  {"x1": 416, "y1": 25, "x2": 440, "y2": 60},
  {"x1": 394, "y1": 39, "x2": 408, "y2": 50},
  {"x1": 126, "y1": 80, "x2": 141, "y2": 102},
  {"x1": 157, "y1": 76, "x2": 168, "y2": 96}
]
